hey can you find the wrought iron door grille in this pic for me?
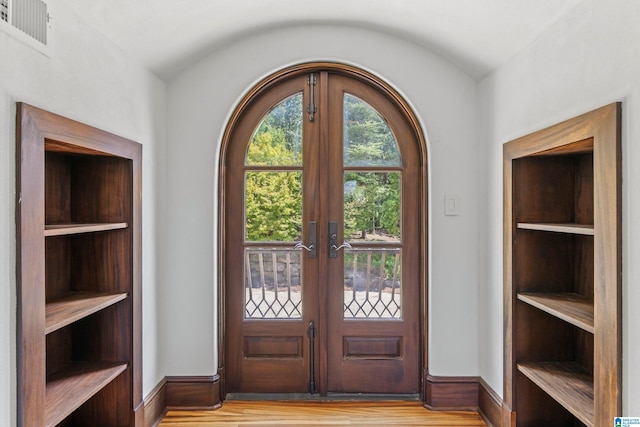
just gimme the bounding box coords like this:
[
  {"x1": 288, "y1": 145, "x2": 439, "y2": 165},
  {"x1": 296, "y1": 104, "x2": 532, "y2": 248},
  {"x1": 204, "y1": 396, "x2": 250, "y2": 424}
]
[
  {"x1": 244, "y1": 248, "x2": 302, "y2": 319},
  {"x1": 343, "y1": 248, "x2": 402, "y2": 319}
]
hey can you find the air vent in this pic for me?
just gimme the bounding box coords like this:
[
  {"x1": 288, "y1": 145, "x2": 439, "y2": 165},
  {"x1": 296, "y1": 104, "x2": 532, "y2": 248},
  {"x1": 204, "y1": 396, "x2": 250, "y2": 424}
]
[
  {"x1": 13, "y1": 0, "x2": 47, "y2": 44},
  {"x1": 0, "y1": 0, "x2": 51, "y2": 55},
  {"x1": 1, "y1": 0, "x2": 8, "y2": 23}
]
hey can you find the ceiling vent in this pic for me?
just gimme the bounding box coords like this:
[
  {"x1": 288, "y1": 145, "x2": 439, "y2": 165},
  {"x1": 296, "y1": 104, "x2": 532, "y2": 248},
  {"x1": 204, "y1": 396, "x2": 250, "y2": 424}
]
[{"x1": 0, "y1": 0, "x2": 51, "y2": 55}]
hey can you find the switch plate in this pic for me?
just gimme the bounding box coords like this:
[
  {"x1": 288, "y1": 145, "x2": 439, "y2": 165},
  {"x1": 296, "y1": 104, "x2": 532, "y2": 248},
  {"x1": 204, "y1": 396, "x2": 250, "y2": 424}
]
[{"x1": 444, "y1": 195, "x2": 459, "y2": 216}]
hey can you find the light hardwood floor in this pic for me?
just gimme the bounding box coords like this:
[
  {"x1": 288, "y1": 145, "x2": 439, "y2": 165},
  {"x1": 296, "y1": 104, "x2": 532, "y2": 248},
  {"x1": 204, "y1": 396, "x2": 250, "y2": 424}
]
[{"x1": 159, "y1": 400, "x2": 488, "y2": 426}]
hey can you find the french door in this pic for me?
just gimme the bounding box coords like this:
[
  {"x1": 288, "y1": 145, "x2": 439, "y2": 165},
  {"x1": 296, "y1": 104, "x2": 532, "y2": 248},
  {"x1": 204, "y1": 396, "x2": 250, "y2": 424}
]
[{"x1": 224, "y1": 67, "x2": 423, "y2": 395}]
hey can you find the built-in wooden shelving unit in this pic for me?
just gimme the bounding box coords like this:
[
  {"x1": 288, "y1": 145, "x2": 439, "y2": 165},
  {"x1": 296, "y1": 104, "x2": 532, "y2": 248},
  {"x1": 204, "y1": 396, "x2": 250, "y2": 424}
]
[
  {"x1": 16, "y1": 103, "x2": 142, "y2": 426},
  {"x1": 503, "y1": 103, "x2": 621, "y2": 426}
]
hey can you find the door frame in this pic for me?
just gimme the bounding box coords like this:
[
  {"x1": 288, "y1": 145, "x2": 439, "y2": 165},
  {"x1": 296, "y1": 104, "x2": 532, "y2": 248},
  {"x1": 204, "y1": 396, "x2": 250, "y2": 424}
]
[{"x1": 217, "y1": 62, "x2": 429, "y2": 400}]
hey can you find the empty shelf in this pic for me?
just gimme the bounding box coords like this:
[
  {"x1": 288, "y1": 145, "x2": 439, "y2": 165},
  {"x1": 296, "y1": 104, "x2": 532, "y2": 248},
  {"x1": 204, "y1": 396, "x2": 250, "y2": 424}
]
[{"x1": 45, "y1": 223, "x2": 128, "y2": 237}]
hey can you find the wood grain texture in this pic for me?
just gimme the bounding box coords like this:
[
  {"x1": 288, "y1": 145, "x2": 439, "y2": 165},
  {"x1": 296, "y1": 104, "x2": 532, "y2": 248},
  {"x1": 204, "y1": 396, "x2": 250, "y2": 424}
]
[
  {"x1": 504, "y1": 102, "x2": 621, "y2": 427},
  {"x1": 424, "y1": 375, "x2": 479, "y2": 411},
  {"x1": 143, "y1": 378, "x2": 167, "y2": 427},
  {"x1": 159, "y1": 400, "x2": 487, "y2": 426},
  {"x1": 45, "y1": 361, "x2": 127, "y2": 427},
  {"x1": 517, "y1": 293, "x2": 593, "y2": 333},
  {"x1": 16, "y1": 103, "x2": 143, "y2": 426},
  {"x1": 45, "y1": 292, "x2": 128, "y2": 334},
  {"x1": 516, "y1": 223, "x2": 594, "y2": 235},
  {"x1": 44, "y1": 222, "x2": 128, "y2": 236},
  {"x1": 517, "y1": 362, "x2": 594, "y2": 427},
  {"x1": 166, "y1": 376, "x2": 222, "y2": 410},
  {"x1": 478, "y1": 379, "x2": 502, "y2": 427}
]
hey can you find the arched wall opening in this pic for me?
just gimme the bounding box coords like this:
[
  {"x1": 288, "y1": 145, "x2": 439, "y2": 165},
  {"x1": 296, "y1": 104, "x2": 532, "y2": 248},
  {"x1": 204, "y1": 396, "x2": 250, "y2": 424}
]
[{"x1": 216, "y1": 62, "x2": 430, "y2": 397}]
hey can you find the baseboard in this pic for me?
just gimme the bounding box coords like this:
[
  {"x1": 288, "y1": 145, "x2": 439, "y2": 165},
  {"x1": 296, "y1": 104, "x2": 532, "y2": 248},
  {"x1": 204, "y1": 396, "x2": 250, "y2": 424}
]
[
  {"x1": 166, "y1": 375, "x2": 222, "y2": 410},
  {"x1": 143, "y1": 375, "x2": 222, "y2": 426},
  {"x1": 143, "y1": 378, "x2": 167, "y2": 427},
  {"x1": 478, "y1": 378, "x2": 502, "y2": 427},
  {"x1": 145, "y1": 372, "x2": 504, "y2": 426},
  {"x1": 423, "y1": 371, "x2": 479, "y2": 411}
]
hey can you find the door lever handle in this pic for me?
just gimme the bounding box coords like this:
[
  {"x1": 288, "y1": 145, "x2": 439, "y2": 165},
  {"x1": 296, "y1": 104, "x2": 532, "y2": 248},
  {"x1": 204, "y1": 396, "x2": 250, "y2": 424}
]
[
  {"x1": 331, "y1": 242, "x2": 352, "y2": 252},
  {"x1": 328, "y1": 222, "x2": 351, "y2": 258},
  {"x1": 294, "y1": 242, "x2": 315, "y2": 252},
  {"x1": 295, "y1": 221, "x2": 317, "y2": 258}
]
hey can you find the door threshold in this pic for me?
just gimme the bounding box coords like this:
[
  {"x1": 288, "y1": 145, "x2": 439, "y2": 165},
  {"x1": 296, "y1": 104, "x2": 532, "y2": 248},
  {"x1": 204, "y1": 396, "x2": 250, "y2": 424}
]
[{"x1": 225, "y1": 393, "x2": 421, "y2": 401}]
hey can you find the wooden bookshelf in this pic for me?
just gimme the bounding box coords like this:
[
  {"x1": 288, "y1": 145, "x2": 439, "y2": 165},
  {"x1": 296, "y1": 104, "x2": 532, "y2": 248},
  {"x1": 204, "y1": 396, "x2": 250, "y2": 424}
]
[
  {"x1": 16, "y1": 103, "x2": 142, "y2": 426},
  {"x1": 504, "y1": 103, "x2": 621, "y2": 426}
]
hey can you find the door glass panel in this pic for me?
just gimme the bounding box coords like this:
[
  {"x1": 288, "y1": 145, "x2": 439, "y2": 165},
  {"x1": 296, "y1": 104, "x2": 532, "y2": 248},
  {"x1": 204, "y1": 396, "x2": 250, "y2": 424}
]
[
  {"x1": 245, "y1": 171, "x2": 302, "y2": 242},
  {"x1": 343, "y1": 93, "x2": 403, "y2": 320},
  {"x1": 246, "y1": 93, "x2": 303, "y2": 166},
  {"x1": 344, "y1": 172, "x2": 401, "y2": 243},
  {"x1": 343, "y1": 94, "x2": 401, "y2": 167},
  {"x1": 344, "y1": 248, "x2": 402, "y2": 319},
  {"x1": 244, "y1": 248, "x2": 302, "y2": 319}
]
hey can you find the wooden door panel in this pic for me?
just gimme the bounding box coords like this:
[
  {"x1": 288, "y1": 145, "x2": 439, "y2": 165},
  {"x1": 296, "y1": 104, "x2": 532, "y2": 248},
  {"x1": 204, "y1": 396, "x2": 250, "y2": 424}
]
[
  {"x1": 343, "y1": 336, "x2": 403, "y2": 359},
  {"x1": 225, "y1": 75, "x2": 317, "y2": 393},
  {"x1": 325, "y1": 73, "x2": 421, "y2": 394},
  {"x1": 225, "y1": 68, "x2": 422, "y2": 396},
  {"x1": 243, "y1": 336, "x2": 304, "y2": 358}
]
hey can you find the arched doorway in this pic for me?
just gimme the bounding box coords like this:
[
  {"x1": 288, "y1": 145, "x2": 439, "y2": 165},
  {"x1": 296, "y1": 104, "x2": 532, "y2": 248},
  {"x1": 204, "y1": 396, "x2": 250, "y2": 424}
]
[{"x1": 218, "y1": 63, "x2": 428, "y2": 397}]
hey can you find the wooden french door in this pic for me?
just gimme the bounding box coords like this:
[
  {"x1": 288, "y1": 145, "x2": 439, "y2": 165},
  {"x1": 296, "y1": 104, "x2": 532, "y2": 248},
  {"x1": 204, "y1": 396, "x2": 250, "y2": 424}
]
[{"x1": 224, "y1": 67, "x2": 422, "y2": 395}]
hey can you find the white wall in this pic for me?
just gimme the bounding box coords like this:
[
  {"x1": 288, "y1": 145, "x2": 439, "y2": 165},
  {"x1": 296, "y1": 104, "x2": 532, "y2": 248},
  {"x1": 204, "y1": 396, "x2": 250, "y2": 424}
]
[
  {"x1": 0, "y1": 1, "x2": 166, "y2": 425},
  {"x1": 164, "y1": 25, "x2": 481, "y2": 380},
  {"x1": 479, "y1": 0, "x2": 640, "y2": 413}
]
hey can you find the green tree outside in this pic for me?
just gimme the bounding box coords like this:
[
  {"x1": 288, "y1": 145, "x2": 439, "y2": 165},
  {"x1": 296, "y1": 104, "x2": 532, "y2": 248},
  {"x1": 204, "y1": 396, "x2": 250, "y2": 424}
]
[{"x1": 244, "y1": 93, "x2": 401, "y2": 244}]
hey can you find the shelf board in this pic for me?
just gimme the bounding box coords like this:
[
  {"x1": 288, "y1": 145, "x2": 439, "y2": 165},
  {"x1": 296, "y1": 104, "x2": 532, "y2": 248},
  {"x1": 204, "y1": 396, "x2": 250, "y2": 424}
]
[
  {"x1": 518, "y1": 362, "x2": 594, "y2": 427},
  {"x1": 44, "y1": 222, "x2": 128, "y2": 237},
  {"x1": 518, "y1": 293, "x2": 594, "y2": 334},
  {"x1": 45, "y1": 361, "x2": 128, "y2": 427},
  {"x1": 45, "y1": 292, "x2": 128, "y2": 335},
  {"x1": 517, "y1": 223, "x2": 594, "y2": 235}
]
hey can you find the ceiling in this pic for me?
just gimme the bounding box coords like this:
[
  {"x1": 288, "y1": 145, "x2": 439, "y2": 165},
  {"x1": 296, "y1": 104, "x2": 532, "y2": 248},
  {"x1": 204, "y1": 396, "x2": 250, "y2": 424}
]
[{"x1": 60, "y1": 0, "x2": 584, "y2": 81}]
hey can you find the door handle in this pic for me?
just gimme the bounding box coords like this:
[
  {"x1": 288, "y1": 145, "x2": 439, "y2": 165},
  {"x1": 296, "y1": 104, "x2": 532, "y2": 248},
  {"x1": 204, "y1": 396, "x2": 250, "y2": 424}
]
[
  {"x1": 294, "y1": 221, "x2": 317, "y2": 258},
  {"x1": 332, "y1": 242, "x2": 352, "y2": 252},
  {"x1": 328, "y1": 222, "x2": 351, "y2": 258}
]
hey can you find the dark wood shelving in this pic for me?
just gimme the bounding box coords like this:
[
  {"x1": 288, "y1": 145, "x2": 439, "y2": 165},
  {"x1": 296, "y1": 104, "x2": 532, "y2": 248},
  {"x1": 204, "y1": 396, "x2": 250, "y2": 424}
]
[
  {"x1": 517, "y1": 293, "x2": 594, "y2": 333},
  {"x1": 517, "y1": 223, "x2": 594, "y2": 235},
  {"x1": 504, "y1": 103, "x2": 621, "y2": 426},
  {"x1": 518, "y1": 362, "x2": 594, "y2": 427},
  {"x1": 45, "y1": 292, "x2": 128, "y2": 335},
  {"x1": 45, "y1": 361, "x2": 128, "y2": 427},
  {"x1": 16, "y1": 103, "x2": 142, "y2": 426},
  {"x1": 44, "y1": 223, "x2": 128, "y2": 237}
]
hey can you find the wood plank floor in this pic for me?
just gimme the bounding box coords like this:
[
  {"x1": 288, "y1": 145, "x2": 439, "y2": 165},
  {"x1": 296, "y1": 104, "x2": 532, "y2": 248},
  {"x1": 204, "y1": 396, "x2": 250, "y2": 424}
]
[{"x1": 159, "y1": 400, "x2": 488, "y2": 426}]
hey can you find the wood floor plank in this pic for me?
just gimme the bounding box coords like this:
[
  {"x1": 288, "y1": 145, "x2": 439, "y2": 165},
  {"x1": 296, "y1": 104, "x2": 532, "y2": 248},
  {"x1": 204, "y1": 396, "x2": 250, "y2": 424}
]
[{"x1": 159, "y1": 401, "x2": 487, "y2": 426}]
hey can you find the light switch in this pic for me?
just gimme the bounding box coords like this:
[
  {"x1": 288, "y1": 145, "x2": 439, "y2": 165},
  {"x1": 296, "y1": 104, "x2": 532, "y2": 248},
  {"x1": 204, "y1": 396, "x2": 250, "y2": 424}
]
[{"x1": 444, "y1": 195, "x2": 459, "y2": 216}]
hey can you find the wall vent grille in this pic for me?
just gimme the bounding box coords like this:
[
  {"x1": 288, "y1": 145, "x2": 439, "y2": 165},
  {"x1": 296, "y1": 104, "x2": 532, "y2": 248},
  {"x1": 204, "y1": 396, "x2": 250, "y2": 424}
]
[
  {"x1": 0, "y1": 0, "x2": 50, "y2": 54},
  {"x1": 1, "y1": 0, "x2": 8, "y2": 23},
  {"x1": 12, "y1": 0, "x2": 47, "y2": 44}
]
